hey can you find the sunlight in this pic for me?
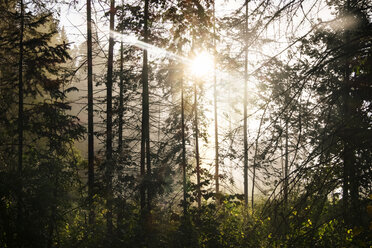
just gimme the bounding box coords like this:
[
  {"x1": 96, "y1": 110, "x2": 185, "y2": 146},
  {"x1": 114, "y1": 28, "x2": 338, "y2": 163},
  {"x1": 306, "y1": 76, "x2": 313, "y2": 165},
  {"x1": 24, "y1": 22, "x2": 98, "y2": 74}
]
[
  {"x1": 190, "y1": 51, "x2": 214, "y2": 77},
  {"x1": 110, "y1": 30, "x2": 187, "y2": 62},
  {"x1": 110, "y1": 31, "x2": 218, "y2": 80}
]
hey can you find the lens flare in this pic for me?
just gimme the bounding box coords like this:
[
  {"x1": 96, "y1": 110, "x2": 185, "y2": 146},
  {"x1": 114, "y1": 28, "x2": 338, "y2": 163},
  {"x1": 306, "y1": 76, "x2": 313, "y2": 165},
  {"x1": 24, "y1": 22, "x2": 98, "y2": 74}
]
[{"x1": 110, "y1": 30, "x2": 187, "y2": 62}]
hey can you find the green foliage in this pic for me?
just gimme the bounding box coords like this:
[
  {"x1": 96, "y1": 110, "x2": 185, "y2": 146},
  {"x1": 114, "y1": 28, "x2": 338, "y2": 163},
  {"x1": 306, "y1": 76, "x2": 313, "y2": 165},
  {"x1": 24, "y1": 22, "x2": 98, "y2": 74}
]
[
  {"x1": 0, "y1": 1, "x2": 85, "y2": 247},
  {"x1": 1, "y1": 0, "x2": 371, "y2": 247}
]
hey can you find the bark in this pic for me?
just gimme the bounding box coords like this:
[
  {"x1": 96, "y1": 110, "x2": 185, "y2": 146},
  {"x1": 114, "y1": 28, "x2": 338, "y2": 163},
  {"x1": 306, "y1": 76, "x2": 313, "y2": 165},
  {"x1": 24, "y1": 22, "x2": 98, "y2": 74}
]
[
  {"x1": 212, "y1": 1, "x2": 219, "y2": 199},
  {"x1": 243, "y1": 0, "x2": 249, "y2": 207},
  {"x1": 86, "y1": 0, "x2": 95, "y2": 226},
  {"x1": 117, "y1": 39, "x2": 126, "y2": 232},
  {"x1": 284, "y1": 119, "x2": 289, "y2": 211},
  {"x1": 181, "y1": 72, "x2": 187, "y2": 216},
  {"x1": 17, "y1": 0, "x2": 24, "y2": 242},
  {"x1": 118, "y1": 39, "x2": 124, "y2": 153},
  {"x1": 106, "y1": 0, "x2": 115, "y2": 236},
  {"x1": 194, "y1": 83, "x2": 201, "y2": 208},
  {"x1": 140, "y1": 0, "x2": 151, "y2": 215}
]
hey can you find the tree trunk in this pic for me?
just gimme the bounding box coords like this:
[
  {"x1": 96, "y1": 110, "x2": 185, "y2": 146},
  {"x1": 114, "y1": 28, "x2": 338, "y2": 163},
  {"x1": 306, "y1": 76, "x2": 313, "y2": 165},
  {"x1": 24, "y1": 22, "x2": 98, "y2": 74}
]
[
  {"x1": 118, "y1": 39, "x2": 124, "y2": 153},
  {"x1": 212, "y1": 1, "x2": 219, "y2": 200},
  {"x1": 243, "y1": 0, "x2": 249, "y2": 208},
  {"x1": 106, "y1": 0, "x2": 115, "y2": 237},
  {"x1": 194, "y1": 83, "x2": 201, "y2": 208},
  {"x1": 86, "y1": 0, "x2": 95, "y2": 226},
  {"x1": 181, "y1": 72, "x2": 187, "y2": 216},
  {"x1": 284, "y1": 118, "x2": 289, "y2": 211},
  {"x1": 140, "y1": 0, "x2": 151, "y2": 217},
  {"x1": 17, "y1": 0, "x2": 24, "y2": 242},
  {"x1": 116, "y1": 38, "x2": 126, "y2": 235}
]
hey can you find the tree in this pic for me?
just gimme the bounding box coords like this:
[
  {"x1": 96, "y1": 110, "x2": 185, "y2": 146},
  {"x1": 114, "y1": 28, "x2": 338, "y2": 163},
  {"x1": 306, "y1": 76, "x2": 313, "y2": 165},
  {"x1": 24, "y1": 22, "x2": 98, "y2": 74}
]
[
  {"x1": 212, "y1": 0, "x2": 220, "y2": 201},
  {"x1": 0, "y1": 1, "x2": 84, "y2": 246},
  {"x1": 86, "y1": 0, "x2": 95, "y2": 226},
  {"x1": 243, "y1": 0, "x2": 249, "y2": 208},
  {"x1": 17, "y1": 0, "x2": 25, "y2": 235},
  {"x1": 105, "y1": 0, "x2": 115, "y2": 237},
  {"x1": 255, "y1": 0, "x2": 372, "y2": 245},
  {"x1": 140, "y1": 0, "x2": 151, "y2": 217},
  {"x1": 300, "y1": 0, "x2": 372, "y2": 227}
]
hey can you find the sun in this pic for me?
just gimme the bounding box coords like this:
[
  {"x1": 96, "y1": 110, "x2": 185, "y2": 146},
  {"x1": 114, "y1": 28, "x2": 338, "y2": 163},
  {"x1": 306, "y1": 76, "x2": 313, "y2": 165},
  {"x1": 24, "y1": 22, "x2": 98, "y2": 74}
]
[{"x1": 189, "y1": 51, "x2": 214, "y2": 77}]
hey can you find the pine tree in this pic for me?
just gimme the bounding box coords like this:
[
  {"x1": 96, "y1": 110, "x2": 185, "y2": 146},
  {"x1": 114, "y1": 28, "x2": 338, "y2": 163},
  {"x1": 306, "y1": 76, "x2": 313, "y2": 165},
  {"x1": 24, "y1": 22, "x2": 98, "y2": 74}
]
[{"x1": 0, "y1": 1, "x2": 84, "y2": 246}]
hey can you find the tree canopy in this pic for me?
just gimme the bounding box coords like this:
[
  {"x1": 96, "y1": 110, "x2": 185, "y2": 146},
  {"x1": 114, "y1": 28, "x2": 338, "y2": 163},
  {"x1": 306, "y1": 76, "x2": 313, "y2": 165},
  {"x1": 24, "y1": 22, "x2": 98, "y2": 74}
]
[{"x1": 0, "y1": 0, "x2": 371, "y2": 247}]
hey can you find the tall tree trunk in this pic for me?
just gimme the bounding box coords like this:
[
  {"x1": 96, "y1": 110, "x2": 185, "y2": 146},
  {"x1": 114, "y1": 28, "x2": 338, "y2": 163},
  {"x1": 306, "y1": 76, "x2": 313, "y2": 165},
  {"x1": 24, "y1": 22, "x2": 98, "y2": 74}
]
[
  {"x1": 118, "y1": 39, "x2": 124, "y2": 153},
  {"x1": 243, "y1": 0, "x2": 249, "y2": 207},
  {"x1": 117, "y1": 32, "x2": 125, "y2": 230},
  {"x1": 280, "y1": 120, "x2": 284, "y2": 195},
  {"x1": 140, "y1": 0, "x2": 151, "y2": 216},
  {"x1": 212, "y1": 1, "x2": 219, "y2": 200},
  {"x1": 117, "y1": 21, "x2": 125, "y2": 239},
  {"x1": 17, "y1": 0, "x2": 24, "y2": 243},
  {"x1": 86, "y1": 0, "x2": 95, "y2": 226},
  {"x1": 194, "y1": 83, "x2": 201, "y2": 208},
  {"x1": 284, "y1": 118, "x2": 289, "y2": 211},
  {"x1": 181, "y1": 71, "x2": 187, "y2": 216},
  {"x1": 106, "y1": 0, "x2": 115, "y2": 237}
]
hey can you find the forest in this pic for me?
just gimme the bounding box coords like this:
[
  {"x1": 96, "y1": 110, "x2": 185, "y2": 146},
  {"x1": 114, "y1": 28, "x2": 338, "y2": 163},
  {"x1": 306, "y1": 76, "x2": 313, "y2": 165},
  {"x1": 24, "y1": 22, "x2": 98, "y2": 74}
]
[{"x1": 0, "y1": 0, "x2": 371, "y2": 247}]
